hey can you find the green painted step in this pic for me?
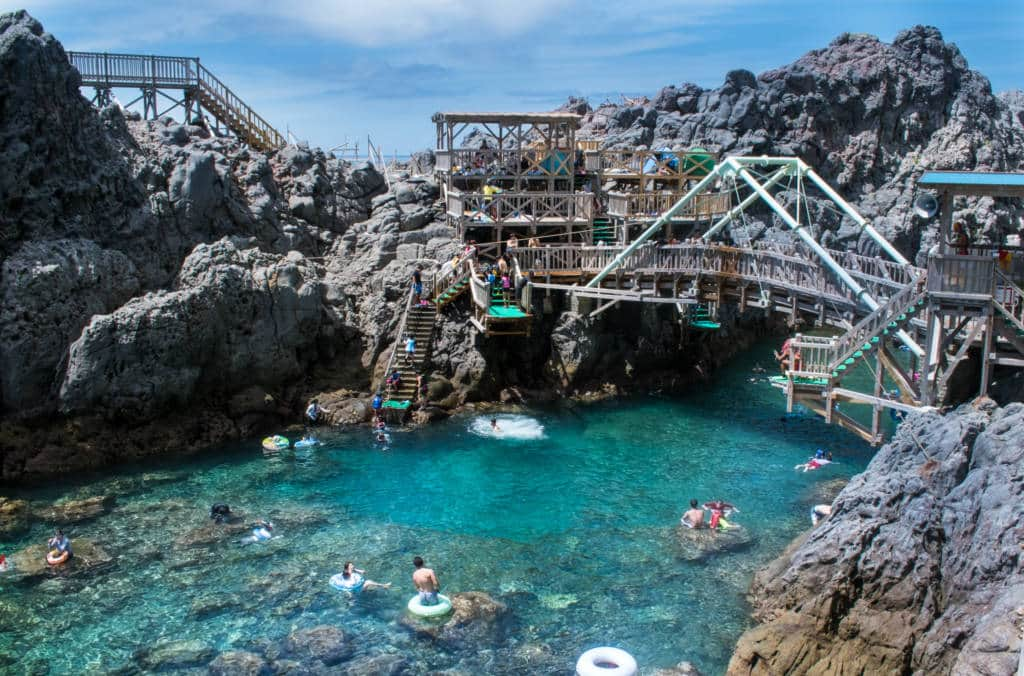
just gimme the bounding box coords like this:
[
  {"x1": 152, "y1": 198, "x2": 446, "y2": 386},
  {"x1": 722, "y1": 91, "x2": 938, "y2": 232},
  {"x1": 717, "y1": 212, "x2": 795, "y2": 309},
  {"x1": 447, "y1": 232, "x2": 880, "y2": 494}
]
[
  {"x1": 844, "y1": 358, "x2": 855, "y2": 365},
  {"x1": 871, "y1": 336, "x2": 880, "y2": 343},
  {"x1": 836, "y1": 365, "x2": 847, "y2": 371},
  {"x1": 862, "y1": 343, "x2": 872, "y2": 351},
  {"x1": 853, "y1": 350, "x2": 863, "y2": 358}
]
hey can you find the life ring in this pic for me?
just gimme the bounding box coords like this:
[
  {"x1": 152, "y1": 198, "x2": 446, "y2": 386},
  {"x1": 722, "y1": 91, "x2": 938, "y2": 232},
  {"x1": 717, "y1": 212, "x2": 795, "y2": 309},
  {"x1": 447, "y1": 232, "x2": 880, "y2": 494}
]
[
  {"x1": 294, "y1": 438, "x2": 320, "y2": 449},
  {"x1": 329, "y1": 573, "x2": 364, "y2": 592},
  {"x1": 262, "y1": 436, "x2": 290, "y2": 452},
  {"x1": 46, "y1": 549, "x2": 69, "y2": 566},
  {"x1": 407, "y1": 593, "x2": 452, "y2": 618},
  {"x1": 575, "y1": 647, "x2": 638, "y2": 676}
]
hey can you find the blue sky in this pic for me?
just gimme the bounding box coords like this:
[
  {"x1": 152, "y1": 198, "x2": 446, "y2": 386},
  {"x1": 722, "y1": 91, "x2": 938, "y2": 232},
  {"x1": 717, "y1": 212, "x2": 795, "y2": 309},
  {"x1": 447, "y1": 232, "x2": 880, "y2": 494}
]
[{"x1": 6, "y1": 1, "x2": 1023, "y2": 153}]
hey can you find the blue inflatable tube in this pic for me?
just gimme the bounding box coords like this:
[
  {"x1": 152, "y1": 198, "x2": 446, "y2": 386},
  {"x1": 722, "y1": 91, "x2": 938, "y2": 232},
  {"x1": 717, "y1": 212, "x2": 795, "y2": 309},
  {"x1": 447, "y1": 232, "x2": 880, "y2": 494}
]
[{"x1": 329, "y1": 573, "x2": 364, "y2": 592}]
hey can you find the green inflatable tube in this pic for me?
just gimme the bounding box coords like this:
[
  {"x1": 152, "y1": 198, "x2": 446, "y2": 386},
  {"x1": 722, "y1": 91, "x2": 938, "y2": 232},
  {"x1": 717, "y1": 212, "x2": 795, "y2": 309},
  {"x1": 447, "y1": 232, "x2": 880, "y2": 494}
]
[{"x1": 407, "y1": 594, "x2": 453, "y2": 618}]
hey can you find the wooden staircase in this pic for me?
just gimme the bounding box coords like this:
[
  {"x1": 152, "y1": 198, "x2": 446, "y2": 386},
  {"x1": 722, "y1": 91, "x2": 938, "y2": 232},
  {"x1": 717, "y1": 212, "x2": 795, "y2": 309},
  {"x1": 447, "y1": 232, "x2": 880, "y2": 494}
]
[
  {"x1": 385, "y1": 302, "x2": 437, "y2": 402},
  {"x1": 195, "y1": 64, "x2": 284, "y2": 152},
  {"x1": 435, "y1": 274, "x2": 470, "y2": 308}
]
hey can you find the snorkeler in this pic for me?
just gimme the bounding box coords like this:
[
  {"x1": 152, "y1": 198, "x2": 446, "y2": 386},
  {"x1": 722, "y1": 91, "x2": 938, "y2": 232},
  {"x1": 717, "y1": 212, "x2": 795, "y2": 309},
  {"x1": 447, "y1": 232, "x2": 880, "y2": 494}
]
[{"x1": 796, "y1": 449, "x2": 834, "y2": 472}]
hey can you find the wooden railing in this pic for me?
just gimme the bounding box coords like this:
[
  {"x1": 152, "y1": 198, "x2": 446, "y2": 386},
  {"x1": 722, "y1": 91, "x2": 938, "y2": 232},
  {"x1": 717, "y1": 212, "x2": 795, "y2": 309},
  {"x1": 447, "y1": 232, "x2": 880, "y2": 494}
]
[
  {"x1": 67, "y1": 51, "x2": 285, "y2": 151},
  {"x1": 606, "y1": 191, "x2": 731, "y2": 220},
  {"x1": 584, "y1": 149, "x2": 716, "y2": 179},
  {"x1": 926, "y1": 254, "x2": 995, "y2": 296},
  {"x1": 788, "y1": 335, "x2": 835, "y2": 378},
  {"x1": 826, "y1": 277, "x2": 927, "y2": 373},
  {"x1": 435, "y1": 148, "x2": 575, "y2": 176},
  {"x1": 993, "y1": 268, "x2": 1024, "y2": 332},
  {"x1": 447, "y1": 191, "x2": 594, "y2": 225},
  {"x1": 69, "y1": 51, "x2": 197, "y2": 87},
  {"x1": 511, "y1": 243, "x2": 914, "y2": 311},
  {"x1": 467, "y1": 259, "x2": 492, "y2": 311}
]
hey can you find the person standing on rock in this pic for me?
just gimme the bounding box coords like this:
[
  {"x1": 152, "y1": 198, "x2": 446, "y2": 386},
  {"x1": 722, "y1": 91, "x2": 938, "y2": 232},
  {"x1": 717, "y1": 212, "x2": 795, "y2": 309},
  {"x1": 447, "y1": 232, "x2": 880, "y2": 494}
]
[
  {"x1": 412, "y1": 265, "x2": 423, "y2": 304},
  {"x1": 412, "y1": 556, "x2": 441, "y2": 606},
  {"x1": 306, "y1": 399, "x2": 328, "y2": 424}
]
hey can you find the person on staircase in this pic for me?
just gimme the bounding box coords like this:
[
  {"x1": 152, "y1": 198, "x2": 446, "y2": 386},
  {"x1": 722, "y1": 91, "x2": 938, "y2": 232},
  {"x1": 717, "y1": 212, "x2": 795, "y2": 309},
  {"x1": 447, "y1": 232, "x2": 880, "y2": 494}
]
[
  {"x1": 412, "y1": 265, "x2": 423, "y2": 304},
  {"x1": 501, "y1": 273, "x2": 512, "y2": 304},
  {"x1": 497, "y1": 256, "x2": 508, "y2": 276},
  {"x1": 405, "y1": 335, "x2": 416, "y2": 364}
]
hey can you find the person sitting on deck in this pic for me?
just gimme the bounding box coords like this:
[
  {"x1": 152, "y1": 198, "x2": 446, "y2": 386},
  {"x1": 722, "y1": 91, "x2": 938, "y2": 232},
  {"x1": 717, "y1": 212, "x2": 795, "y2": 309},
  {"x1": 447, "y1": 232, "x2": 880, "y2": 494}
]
[
  {"x1": 680, "y1": 499, "x2": 705, "y2": 529},
  {"x1": 506, "y1": 234, "x2": 519, "y2": 252},
  {"x1": 528, "y1": 237, "x2": 540, "y2": 248}
]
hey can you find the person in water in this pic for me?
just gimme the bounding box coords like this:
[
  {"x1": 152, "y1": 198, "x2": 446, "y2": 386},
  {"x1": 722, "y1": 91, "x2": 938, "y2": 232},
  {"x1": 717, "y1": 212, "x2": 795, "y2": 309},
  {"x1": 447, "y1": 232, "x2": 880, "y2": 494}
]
[
  {"x1": 797, "y1": 450, "x2": 834, "y2": 472},
  {"x1": 681, "y1": 499, "x2": 705, "y2": 529},
  {"x1": 371, "y1": 392, "x2": 383, "y2": 413},
  {"x1": 48, "y1": 529, "x2": 72, "y2": 560},
  {"x1": 243, "y1": 520, "x2": 274, "y2": 544},
  {"x1": 0, "y1": 553, "x2": 8, "y2": 572},
  {"x1": 490, "y1": 418, "x2": 501, "y2": 433},
  {"x1": 210, "y1": 503, "x2": 233, "y2": 524},
  {"x1": 412, "y1": 556, "x2": 440, "y2": 605},
  {"x1": 340, "y1": 561, "x2": 391, "y2": 591}
]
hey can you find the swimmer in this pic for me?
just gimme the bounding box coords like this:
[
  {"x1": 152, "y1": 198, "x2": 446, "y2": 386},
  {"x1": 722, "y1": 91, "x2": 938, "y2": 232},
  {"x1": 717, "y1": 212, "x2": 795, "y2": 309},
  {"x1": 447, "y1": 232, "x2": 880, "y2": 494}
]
[
  {"x1": 680, "y1": 498, "x2": 705, "y2": 529},
  {"x1": 0, "y1": 554, "x2": 8, "y2": 572},
  {"x1": 209, "y1": 503, "x2": 233, "y2": 524},
  {"x1": 796, "y1": 450, "x2": 834, "y2": 472},
  {"x1": 490, "y1": 418, "x2": 501, "y2": 433},
  {"x1": 242, "y1": 520, "x2": 274, "y2": 544},
  {"x1": 338, "y1": 561, "x2": 390, "y2": 591},
  {"x1": 811, "y1": 504, "x2": 832, "y2": 526}
]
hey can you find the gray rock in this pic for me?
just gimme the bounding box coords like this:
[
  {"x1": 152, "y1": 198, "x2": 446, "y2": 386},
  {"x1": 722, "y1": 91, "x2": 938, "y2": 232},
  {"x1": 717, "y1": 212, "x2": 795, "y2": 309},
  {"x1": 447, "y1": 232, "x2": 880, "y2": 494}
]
[
  {"x1": 728, "y1": 402, "x2": 1024, "y2": 674},
  {"x1": 0, "y1": 496, "x2": 30, "y2": 537},
  {"x1": 34, "y1": 495, "x2": 115, "y2": 524},
  {"x1": 208, "y1": 650, "x2": 270, "y2": 676},
  {"x1": 135, "y1": 638, "x2": 214, "y2": 671},
  {"x1": 281, "y1": 625, "x2": 353, "y2": 666}
]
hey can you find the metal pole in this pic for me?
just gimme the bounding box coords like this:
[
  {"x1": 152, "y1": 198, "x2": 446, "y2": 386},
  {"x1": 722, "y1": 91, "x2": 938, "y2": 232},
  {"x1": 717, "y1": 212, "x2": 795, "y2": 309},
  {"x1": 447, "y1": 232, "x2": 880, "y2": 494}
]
[
  {"x1": 732, "y1": 159, "x2": 923, "y2": 356},
  {"x1": 702, "y1": 165, "x2": 789, "y2": 241},
  {"x1": 802, "y1": 164, "x2": 910, "y2": 265}
]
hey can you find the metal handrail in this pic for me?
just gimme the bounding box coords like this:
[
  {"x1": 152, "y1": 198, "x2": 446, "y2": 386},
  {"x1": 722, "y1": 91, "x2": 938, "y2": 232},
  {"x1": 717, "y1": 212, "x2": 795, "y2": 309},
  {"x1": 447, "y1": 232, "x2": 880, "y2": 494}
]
[
  {"x1": 379, "y1": 286, "x2": 416, "y2": 400},
  {"x1": 993, "y1": 268, "x2": 1024, "y2": 332}
]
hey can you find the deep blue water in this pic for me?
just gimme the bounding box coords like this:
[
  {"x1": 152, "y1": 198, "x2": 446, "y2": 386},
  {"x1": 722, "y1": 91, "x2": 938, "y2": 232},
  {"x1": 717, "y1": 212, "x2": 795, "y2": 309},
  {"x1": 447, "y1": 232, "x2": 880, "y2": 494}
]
[{"x1": 0, "y1": 341, "x2": 874, "y2": 674}]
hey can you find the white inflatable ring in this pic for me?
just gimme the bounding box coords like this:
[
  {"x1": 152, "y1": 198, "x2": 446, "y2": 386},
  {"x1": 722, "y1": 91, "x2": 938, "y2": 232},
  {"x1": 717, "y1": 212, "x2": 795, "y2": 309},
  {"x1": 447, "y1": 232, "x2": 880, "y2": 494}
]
[
  {"x1": 407, "y1": 593, "x2": 452, "y2": 617},
  {"x1": 329, "y1": 573, "x2": 364, "y2": 592},
  {"x1": 575, "y1": 647, "x2": 638, "y2": 676}
]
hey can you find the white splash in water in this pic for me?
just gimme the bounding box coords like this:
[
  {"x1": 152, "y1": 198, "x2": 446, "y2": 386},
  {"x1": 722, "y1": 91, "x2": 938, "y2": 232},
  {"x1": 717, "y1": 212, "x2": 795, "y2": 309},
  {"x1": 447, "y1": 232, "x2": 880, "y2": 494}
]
[{"x1": 468, "y1": 414, "x2": 545, "y2": 440}]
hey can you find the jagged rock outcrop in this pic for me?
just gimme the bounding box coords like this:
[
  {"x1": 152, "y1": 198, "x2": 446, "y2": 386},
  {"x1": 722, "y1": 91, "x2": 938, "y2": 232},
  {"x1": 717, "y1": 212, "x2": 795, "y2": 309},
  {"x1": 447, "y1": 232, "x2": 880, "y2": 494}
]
[
  {"x1": 60, "y1": 239, "x2": 322, "y2": 418},
  {"x1": 727, "y1": 400, "x2": 1024, "y2": 675},
  {"x1": 575, "y1": 26, "x2": 1024, "y2": 260}
]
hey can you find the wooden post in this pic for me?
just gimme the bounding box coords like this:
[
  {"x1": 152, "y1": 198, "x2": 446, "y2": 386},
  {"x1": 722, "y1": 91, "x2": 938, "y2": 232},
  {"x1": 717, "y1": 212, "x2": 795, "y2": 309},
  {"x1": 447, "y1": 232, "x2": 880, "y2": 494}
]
[
  {"x1": 979, "y1": 309, "x2": 995, "y2": 397},
  {"x1": 871, "y1": 352, "x2": 883, "y2": 439}
]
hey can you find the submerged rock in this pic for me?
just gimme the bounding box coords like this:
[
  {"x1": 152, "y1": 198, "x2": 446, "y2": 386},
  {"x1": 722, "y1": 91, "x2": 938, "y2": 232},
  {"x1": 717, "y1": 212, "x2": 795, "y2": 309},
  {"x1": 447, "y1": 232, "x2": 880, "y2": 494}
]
[
  {"x1": 208, "y1": 650, "x2": 270, "y2": 676},
  {"x1": 279, "y1": 625, "x2": 354, "y2": 666},
  {"x1": 728, "y1": 401, "x2": 1024, "y2": 675},
  {"x1": 674, "y1": 524, "x2": 755, "y2": 562},
  {"x1": 135, "y1": 638, "x2": 215, "y2": 671},
  {"x1": 34, "y1": 495, "x2": 115, "y2": 524},
  {"x1": 7, "y1": 539, "x2": 114, "y2": 581},
  {"x1": 0, "y1": 496, "x2": 30, "y2": 536}
]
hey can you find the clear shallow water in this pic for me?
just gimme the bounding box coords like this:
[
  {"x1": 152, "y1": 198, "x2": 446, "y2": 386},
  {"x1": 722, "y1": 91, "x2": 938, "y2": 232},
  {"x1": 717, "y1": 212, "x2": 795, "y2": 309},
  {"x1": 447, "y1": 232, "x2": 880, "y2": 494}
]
[{"x1": 0, "y1": 341, "x2": 873, "y2": 674}]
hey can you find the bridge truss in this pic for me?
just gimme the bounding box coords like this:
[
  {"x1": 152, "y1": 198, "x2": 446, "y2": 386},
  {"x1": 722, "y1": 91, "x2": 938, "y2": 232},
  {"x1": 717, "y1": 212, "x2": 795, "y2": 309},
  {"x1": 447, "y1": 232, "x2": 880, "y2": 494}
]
[{"x1": 503, "y1": 158, "x2": 1024, "y2": 444}]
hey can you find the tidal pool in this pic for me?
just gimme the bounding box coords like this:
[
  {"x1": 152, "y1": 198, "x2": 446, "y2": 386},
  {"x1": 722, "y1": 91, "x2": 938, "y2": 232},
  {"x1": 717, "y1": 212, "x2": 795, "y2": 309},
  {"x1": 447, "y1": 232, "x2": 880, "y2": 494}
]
[{"x1": 0, "y1": 342, "x2": 873, "y2": 674}]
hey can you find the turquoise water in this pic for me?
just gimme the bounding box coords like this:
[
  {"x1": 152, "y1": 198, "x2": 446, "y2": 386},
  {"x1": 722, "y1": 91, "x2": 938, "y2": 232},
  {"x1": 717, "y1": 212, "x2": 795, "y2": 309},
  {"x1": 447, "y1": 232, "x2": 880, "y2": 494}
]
[{"x1": 0, "y1": 341, "x2": 873, "y2": 674}]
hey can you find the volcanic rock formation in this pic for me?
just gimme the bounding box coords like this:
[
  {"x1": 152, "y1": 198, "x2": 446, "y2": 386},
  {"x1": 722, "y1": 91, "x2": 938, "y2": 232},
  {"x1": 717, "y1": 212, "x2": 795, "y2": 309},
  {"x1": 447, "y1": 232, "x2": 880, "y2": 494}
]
[{"x1": 727, "y1": 399, "x2": 1024, "y2": 675}]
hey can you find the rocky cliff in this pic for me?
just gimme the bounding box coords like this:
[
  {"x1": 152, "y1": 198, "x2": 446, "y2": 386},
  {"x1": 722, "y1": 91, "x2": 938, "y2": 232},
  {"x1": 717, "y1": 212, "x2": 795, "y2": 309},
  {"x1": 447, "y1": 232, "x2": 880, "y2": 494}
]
[
  {"x1": 727, "y1": 399, "x2": 1024, "y2": 674},
  {"x1": 568, "y1": 26, "x2": 1024, "y2": 261},
  {"x1": 2, "y1": 13, "x2": 1024, "y2": 483}
]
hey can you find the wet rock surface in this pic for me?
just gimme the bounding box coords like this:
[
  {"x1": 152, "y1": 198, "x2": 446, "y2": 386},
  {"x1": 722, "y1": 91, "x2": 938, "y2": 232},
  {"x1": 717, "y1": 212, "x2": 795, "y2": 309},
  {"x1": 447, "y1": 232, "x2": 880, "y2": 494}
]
[
  {"x1": 7, "y1": 538, "x2": 114, "y2": 581},
  {"x1": 0, "y1": 496, "x2": 30, "y2": 536},
  {"x1": 727, "y1": 401, "x2": 1024, "y2": 675},
  {"x1": 674, "y1": 524, "x2": 755, "y2": 562}
]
